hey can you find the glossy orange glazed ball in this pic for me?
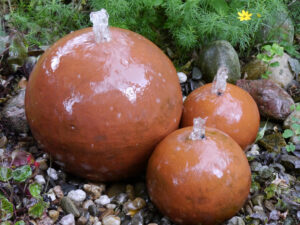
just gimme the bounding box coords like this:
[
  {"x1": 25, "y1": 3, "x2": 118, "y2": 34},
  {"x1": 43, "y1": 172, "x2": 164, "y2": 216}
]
[
  {"x1": 147, "y1": 123, "x2": 251, "y2": 225},
  {"x1": 25, "y1": 24, "x2": 182, "y2": 181},
  {"x1": 181, "y1": 69, "x2": 260, "y2": 149}
]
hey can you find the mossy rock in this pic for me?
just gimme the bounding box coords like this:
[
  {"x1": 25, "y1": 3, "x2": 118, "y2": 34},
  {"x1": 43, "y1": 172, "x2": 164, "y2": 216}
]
[
  {"x1": 242, "y1": 59, "x2": 267, "y2": 80},
  {"x1": 197, "y1": 40, "x2": 241, "y2": 84}
]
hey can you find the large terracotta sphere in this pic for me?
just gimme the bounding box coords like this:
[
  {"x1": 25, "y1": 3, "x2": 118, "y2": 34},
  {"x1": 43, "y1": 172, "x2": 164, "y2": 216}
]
[
  {"x1": 181, "y1": 83, "x2": 260, "y2": 149},
  {"x1": 25, "y1": 27, "x2": 182, "y2": 181},
  {"x1": 147, "y1": 127, "x2": 251, "y2": 225}
]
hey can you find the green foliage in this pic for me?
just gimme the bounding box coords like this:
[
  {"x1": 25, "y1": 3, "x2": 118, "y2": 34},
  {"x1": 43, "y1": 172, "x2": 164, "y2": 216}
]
[
  {"x1": 0, "y1": 195, "x2": 13, "y2": 221},
  {"x1": 28, "y1": 200, "x2": 48, "y2": 218},
  {"x1": 282, "y1": 104, "x2": 300, "y2": 153},
  {"x1": 257, "y1": 43, "x2": 284, "y2": 79},
  {"x1": 7, "y1": 0, "x2": 89, "y2": 46},
  {"x1": 15, "y1": 221, "x2": 25, "y2": 225},
  {"x1": 91, "y1": 0, "x2": 289, "y2": 54},
  {"x1": 12, "y1": 165, "x2": 32, "y2": 182},
  {"x1": 29, "y1": 183, "x2": 41, "y2": 198},
  {"x1": 0, "y1": 157, "x2": 48, "y2": 222}
]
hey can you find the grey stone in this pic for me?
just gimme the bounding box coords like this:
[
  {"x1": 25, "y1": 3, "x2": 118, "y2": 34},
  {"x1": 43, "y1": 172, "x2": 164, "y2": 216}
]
[
  {"x1": 268, "y1": 53, "x2": 294, "y2": 89},
  {"x1": 61, "y1": 197, "x2": 80, "y2": 217},
  {"x1": 59, "y1": 214, "x2": 75, "y2": 225},
  {"x1": 192, "y1": 67, "x2": 202, "y2": 80},
  {"x1": 1, "y1": 89, "x2": 29, "y2": 133},
  {"x1": 226, "y1": 216, "x2": 245, "y2": 225}
]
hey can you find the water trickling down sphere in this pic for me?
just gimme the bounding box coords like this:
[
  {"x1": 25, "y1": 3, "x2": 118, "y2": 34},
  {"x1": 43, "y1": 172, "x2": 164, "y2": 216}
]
[{"x1": 25, "y1": 11, "x2": 182, "y2": 181}]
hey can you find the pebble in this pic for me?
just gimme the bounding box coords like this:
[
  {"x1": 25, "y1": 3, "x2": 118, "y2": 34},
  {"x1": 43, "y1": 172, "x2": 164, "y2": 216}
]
[
  {"x1": 37, "y1": 215, "x2": 53, "y2": 225},
  {"x1": 177, "y1": 72, "x2": 187, "y2": 83},
  {"x1": 95, "y1": 195, "x2": 110, "y2": 205},
  {"x1": 35, "y1": 175, "x2": 46, "y2": 185},
  {"x1": 124, "y1": 198, "x2": 146, "y2": 211},
  {"x1": 47, "y1": 168, "x2": 58, "y2": 180},
  {"x1": 36, "y1": 157, "x2": 48, "y2": 170},
  {"x1": 83, "y1": 199, "x2": 95, "y2": 210},
  {"x1": 77, "y1": 216, "x2": 88, "y2": 225},
  {"x1": 0, "y1": 135, "x2": 7, "y2": 148},
  {"x1": 269, "y1": 210, "x2": 280, "y2": 221},
  {"x1": 99, "y1": 209, "x2": 114, "y2": 220},
  {"x1": 60, "y1": 197, "x2": 80, "y2": 217},
  {"x1": 59, "y1": 214, "x2": 75, "y2": 225},
  {"x1": 88, "y1": 204, "x2": 99, "y2": 217},
  {"x1": 47, "y1": 188, "x2": 56, "y2": 201},
  {"x1": 48, "y1": 210, "x2": 60, "y2": 222},
  {"x1": 131, "y1": 210, "x2": 143, "y2": 225},
  {"x1": 192, "y1": 67, "x2": 202, "y2": 80},
  {"x1": 83, "y1": 184, "x2": 104, "y2": 199},
  {"x1": 67, "y1": 189, "x2": 86, "y2": 203},
  {"x1": 53, "y1": 185, "x2": 64, "y2": 199},
  {"x1": 226, "y1": 216, "x2": 245, "y2": 225},
  {"x1": 102, "y1": 215, "x2": 121, "y2": 225},
  {"x1": 113, "y1": 193, "x2": 128, "y2": 204},
  {"x1": 106, "y1": 203, "x2": 116, "y2": 209}
]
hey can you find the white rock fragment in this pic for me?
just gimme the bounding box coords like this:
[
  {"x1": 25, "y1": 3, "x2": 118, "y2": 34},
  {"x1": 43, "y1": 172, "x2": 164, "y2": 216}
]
[
  {"x1": 177, "y1": 72, "x2": 187, "y2": 83},
  {"x1": 106, "y1": 203, "x2": 116, "y2": 209},
  {"x1": 67, "y1": 189, "x2": 86, "y2": 202},
  {"x1": 35, "y1": 175, "x2": 46, "y2": 185},
  {"x1": 47, "y1": 168, "x2": 58, "y2": 180},
  {"x1": 95, "y1": 195, "x2": 110, "y2": 205},
  {"x1": 47, "y1": 188, "x2": 56, "y2": 201},
  {"x1": 59, "y1": 214, "x2": 75, "y2": 225},
  {"x1": 102, "y1": 215, "x2": 121, "y2": 225}
]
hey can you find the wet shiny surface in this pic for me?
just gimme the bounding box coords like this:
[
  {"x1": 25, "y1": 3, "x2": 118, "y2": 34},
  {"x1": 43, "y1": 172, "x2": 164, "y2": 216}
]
[
  {"x1": 147, "y1": 127, "x2": 251, "y2": 225},
  {"x1": 181, "y1": 83, "x2": 260, "y2": 149},
  {"x1": 25, "y1": 27, "x2": 182, "y2": 181}
]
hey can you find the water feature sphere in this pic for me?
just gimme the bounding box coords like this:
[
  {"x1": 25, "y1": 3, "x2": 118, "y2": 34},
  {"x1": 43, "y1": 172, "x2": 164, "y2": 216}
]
[{"x1": 25, "y1": 10, "x2": 182, "y2": 181}]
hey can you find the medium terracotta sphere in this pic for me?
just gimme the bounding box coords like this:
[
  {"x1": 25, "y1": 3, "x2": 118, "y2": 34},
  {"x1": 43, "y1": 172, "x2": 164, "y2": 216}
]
[
  {"x1": 181, "y1": 83, "x2": 260, "y2": 149},
  {"x1": 25, "y1": 27, "x2": 182, "y2": 182},
  {"x1": 147, "y1": 126, "x2": 251, "y2": 225}
]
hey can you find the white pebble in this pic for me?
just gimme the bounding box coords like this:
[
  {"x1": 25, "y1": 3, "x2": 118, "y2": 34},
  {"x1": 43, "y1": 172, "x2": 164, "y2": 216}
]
[
  {"x1": 95, "y1": 195, "x2": 110, "y2": 205},
  {"x1": 47, "y1": 168, "x2": 58, "y2": 180},
  {"x1": 177, "y1": 72, "x2": 187, "y2": 83},
  {"x1": 94, "y1": 222, "x2": 102, "y2": 225},
  {"x1": 47, "y1": 188, "x2": 56, "y2": 201},
  {"x1": 102, "y1": 215, "x2": 120, "y2": 225},
  {"x1": 34, "y1": 175, "x2": 46, "y2": 185},
  {"x1": 67, "y1": 189, "x2": 86, "y2": 202},
  {"x1": 59, "y1": 214, "x2": 75, "y2": 225},
  {"x1": 106, "y1": 203, "x2": 116, "y2": 209}
]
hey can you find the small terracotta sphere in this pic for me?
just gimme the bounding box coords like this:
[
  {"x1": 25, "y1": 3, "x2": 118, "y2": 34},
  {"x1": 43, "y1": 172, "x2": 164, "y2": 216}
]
[
  {"x1": 147, "y1": 126, "x2": 251, "y2": 225},
  {"x1": 25, "y1": 27, "x2": 182, "y2": 182},
  {"x1": 181, "y1": 83, "x2": 260, "y2": 150}
]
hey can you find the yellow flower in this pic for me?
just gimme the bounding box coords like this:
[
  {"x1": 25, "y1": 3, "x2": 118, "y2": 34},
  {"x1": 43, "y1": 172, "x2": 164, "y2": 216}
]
[
  {"x1": 257, "y1": 13, "x2": 261, "y2": 18},
  {"x1": 238, "y1": 10, "x2": 252, "y2": 21}
]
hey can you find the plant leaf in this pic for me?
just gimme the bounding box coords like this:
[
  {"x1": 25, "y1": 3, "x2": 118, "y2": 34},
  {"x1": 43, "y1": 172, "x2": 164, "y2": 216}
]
[
  {"x1": 15, "y1": 221, "x2": 25, "y2": 225},
  {"x1": 282, "y1": 129, "x2": 294, "y2": 138},
  {"x1": 28, "y1": 200, "x2": 48, "y2": 218},
  {"x1": 29, "y1": 183, "x2": 41, "y2": 198},
  {"x1": 255, "y1": 122, "x2": 268, "y2": 142},
  {"x1": 0, "y1": 167, "x2": 12, "y2": 182},
  {"x1": 0, "y1": 196, "x2": 13, "y2": 221},
  {"x1": 270, "y1": 61, "x2": 279, "y2": 67},
  {"x1": 12, "y1": 165, "x2": 32, "y2": 182},
  {"x1": 286, "y1": 142, "x2": 296, "y2": 152}
]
